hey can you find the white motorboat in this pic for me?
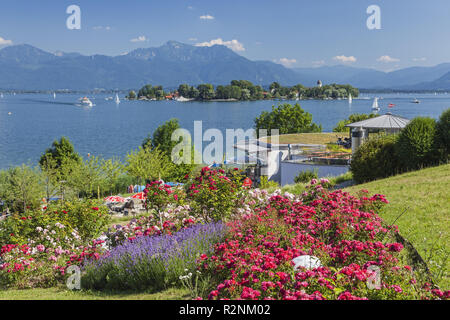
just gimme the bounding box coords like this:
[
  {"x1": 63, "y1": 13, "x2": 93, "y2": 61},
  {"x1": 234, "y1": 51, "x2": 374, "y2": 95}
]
[
  {"x1": 79, "y1": 96, "x2": 94, "y2": 107},
  {"x1": 175, "y1": 96, "x2": 191, "y2": 102},
  {"x1": 412, "y1": 98, "x2": 420, "y2": 104}
]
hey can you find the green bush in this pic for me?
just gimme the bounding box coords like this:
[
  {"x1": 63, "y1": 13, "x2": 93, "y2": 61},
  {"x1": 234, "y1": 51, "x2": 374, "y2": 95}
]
[
  {"x1": 396, "y1": 117, "x2": 438, "y2": 170},
  {"x1": 435, "y1": 108, "x2": 450, "y2": 162},
  {"x1": 294, "y1": 169, "x2": 318, "y2": 184},
  {"x1": 350, "y1": 134, "x2": 401, "y2": 183},
  {"x1": 48, "y1": 200, "x2": 110, "y2": 241},
  {"x1": 0, "y1": 200, "x2": 110, "y2": 245}
]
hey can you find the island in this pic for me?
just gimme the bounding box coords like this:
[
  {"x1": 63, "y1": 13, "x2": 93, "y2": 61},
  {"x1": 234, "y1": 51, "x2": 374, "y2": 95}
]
[{"x1": 126, "y1": 80, "x2": 359, "y2": 102}]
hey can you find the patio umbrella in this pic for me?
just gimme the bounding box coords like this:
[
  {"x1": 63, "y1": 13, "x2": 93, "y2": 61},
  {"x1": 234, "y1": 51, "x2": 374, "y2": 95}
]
[
  {"x1": 104, "y1": 196, "x2": 125, "y2": 203},
  {"x1": 131, "y1": 192, "x2": 146, "y2": 200}
]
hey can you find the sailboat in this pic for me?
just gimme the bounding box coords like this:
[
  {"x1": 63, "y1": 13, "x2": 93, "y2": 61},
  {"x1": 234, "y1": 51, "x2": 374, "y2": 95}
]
[
  {"x1": 115, "y1": 93, "x2": 120, "y2": 104},
  {"x1": 371, "y1": 97, "x2": 380, "y2": 111},
  {"x1": 53, "y1": 92, "x2": 56, "y2": 99},
  {"x1": 348, "y1": 93, "x2": 352, "y2": 103},
  {"x1": 0, "y1": 93, "x2": 3, "y2": 98}
]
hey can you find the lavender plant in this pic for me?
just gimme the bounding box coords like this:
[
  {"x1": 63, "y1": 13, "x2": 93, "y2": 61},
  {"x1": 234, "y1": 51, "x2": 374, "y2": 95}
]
[{"x1": 81, "y1": 223, "x2": 226, "y2": 291}]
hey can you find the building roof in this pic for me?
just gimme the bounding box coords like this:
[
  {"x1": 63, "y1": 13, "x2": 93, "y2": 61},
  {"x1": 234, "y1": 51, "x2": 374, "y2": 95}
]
[{"x1": 345, "y1": 113, "x2": 410, "y2": 129}]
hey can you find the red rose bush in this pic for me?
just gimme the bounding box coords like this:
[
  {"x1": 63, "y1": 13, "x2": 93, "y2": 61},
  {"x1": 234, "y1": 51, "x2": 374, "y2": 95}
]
[{"x1": 198, "y1": 180, "x2": 449, "y2": 300}]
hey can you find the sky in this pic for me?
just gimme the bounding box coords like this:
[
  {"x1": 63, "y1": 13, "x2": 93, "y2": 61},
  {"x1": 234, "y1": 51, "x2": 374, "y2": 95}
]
[{"x1": 0, "y1": 0, "x2": 449, "y2": 71}]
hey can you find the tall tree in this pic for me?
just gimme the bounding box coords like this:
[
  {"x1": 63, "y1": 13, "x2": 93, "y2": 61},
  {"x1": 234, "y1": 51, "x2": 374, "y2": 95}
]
[
  {"x1": 0, "y1": 165, "x2": 44, "y2": 213},
  {"x1": 39, "y1": 137, "x2": 82, "y2": 180},
  {"x1": 126, "y1": 147, "x2": 174, "y2": 184},
  {"x1": 254, "y1": 103, "x2": 322, "y2": 137}
]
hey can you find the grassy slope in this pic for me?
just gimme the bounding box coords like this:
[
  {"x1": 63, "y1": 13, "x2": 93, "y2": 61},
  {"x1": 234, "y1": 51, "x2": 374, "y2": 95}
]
[
  {"x1": 344, "y1": 164, "x2": 450, "y2": 288},
  {"x1": 0, "y1": 287, "x2": 189, "y2": 300}
]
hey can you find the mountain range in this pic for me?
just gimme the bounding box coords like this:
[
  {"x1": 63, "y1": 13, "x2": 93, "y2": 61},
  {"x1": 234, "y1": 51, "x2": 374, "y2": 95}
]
[{"x1": 0, "y1": 41, "x2": 449, "y2": 91}]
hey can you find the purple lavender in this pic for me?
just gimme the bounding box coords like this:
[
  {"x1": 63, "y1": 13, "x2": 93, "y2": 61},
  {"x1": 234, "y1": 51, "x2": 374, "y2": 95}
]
[{"x1": 82, "y1": 223, "x2": 226, "y2": 291}]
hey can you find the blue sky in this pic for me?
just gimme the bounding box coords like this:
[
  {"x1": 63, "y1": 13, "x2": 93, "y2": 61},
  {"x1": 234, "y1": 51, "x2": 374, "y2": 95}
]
[{"x1": 1, "y1": 0, "x2": 449, "y2": 71}]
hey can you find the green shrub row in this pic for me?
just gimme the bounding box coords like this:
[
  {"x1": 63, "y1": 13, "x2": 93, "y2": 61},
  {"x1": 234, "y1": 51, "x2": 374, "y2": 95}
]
[{"x1": 351, "y1": 109, "x2": 449, "y2": 183}]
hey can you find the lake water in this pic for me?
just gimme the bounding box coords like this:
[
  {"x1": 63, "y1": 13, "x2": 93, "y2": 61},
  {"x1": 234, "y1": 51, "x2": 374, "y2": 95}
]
[{"x1": 0, "y1": 92, "x2": 448, "y2": 169}]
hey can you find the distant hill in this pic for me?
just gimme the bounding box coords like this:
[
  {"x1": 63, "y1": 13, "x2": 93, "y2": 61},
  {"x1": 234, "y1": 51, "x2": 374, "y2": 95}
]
[
  {"x1": 405, "y1": 70, "x2": 450, "y2": 90},
  {"x1": 0, "y1": 41, "x2": 450, "y2": 90},
  {"x1": 0, "y1": 41, "x2": 306, "y2": 90},
  {"x1": 292, "y1": 64, "x2": 450, "y2": 89}
]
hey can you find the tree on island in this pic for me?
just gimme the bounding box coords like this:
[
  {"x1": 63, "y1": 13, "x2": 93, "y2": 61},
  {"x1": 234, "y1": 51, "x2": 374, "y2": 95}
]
[
  {"x1": 197, "y1": 84, "x2": 215, "y2": 100},
  {"x1": 127, "y1": 90, "x2": 136, "y2": 99}
]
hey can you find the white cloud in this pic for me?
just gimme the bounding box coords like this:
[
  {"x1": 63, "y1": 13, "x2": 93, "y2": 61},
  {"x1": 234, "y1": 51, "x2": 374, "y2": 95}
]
[
  {"x1": 187, "y1": 6, "x2": 193, "y2": 10},
  {"x1": 333, "y1": 55, "x2": 357, "y2": 63},
  {"x1": 130, "y1": 36, "x2": 148, "y2": 43},
  {"x1": 188, "y1": 37, "x2": 198, "y2": 41},
  {"x1": 200, "y1": 14, "x2": 214, "y2": 20},
  {"x1": 195, "y1": 38, "x2": 245, "y2": 52},
  {"x1": 412, "y1": 57, "x2": 427, "y2": 62},
  {"x1": 93, "y1": 26, "x2": 111, "y2": 31},
  {"x1": 274, "y1": 58, "x2": 297, "y2": 68},
  {"x1": 0, "y1": 36, "x2": 13, "y2": 46},
  {"x1": 377, "y1": 55, "x2": 400, "y2": 63}
]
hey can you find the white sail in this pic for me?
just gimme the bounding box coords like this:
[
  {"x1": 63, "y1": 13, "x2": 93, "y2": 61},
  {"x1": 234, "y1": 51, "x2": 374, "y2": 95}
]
[
  {"x1": 115, "y1": 93, "x2": 120, "y2": 104},
  {"x1": 348, "y1": 93, "x2": 352, "y2": 103},
  {"x1": 53, "y1": 92, "x2": 56, "y2": 99},
  {"x1": 371, "y1": 97, "x2": 379, "y2": 110}
]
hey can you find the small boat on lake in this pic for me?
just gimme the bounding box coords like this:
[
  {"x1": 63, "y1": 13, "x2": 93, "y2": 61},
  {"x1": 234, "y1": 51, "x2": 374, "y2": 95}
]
[
  {"x1": 115, "y1": 93, "x2": 120, "y2": 104},
  {"x1": 371, "y1": 97, "x2": 380, "y2": 111},
  {"x1": 348, "y1": 93, "x2": 352, "y2": 103},
  {"x1": 78, "y1": 97, "x2": 94, "y2": 107},
  {"x1": 412, "y1": 98, "x2": 420, "y2": 103},
  {"x1": 175, "y1": 96, "x2": 192, "y2": 102}
]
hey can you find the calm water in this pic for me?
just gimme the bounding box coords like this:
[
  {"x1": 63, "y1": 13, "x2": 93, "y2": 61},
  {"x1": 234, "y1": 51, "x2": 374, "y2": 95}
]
[{"x1": 0, "y1": 92, "x2": 448, "y2": 169}]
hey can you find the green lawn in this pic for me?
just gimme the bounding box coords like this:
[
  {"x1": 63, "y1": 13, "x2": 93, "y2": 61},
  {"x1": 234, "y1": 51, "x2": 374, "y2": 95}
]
[
  {"x1": 344, "y1": 164, "x2": 450, "y2": 288},
  {"x1": 0, "y1": 287, "x2": 189, "y2": 300},
  {"x1": 262, "y1": 132, "x2": 348, "y2": 145}
]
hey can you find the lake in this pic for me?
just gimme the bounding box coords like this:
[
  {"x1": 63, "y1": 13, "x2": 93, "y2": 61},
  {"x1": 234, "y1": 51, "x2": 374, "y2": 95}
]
[{"x1": 0, "y1": 92, "x2": 448, "y2": 169}]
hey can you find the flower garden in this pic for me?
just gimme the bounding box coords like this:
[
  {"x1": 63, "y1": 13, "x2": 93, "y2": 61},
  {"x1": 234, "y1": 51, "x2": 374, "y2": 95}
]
[{"x1": 0, "y1": 167, "x2": 448, "y2": 300}]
